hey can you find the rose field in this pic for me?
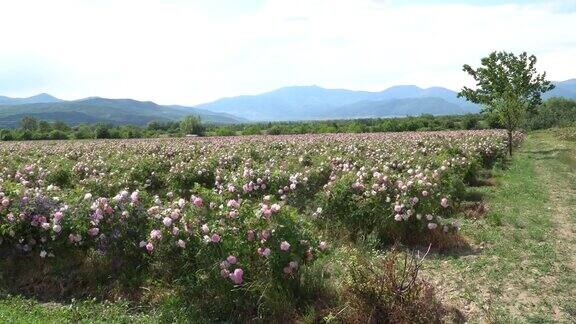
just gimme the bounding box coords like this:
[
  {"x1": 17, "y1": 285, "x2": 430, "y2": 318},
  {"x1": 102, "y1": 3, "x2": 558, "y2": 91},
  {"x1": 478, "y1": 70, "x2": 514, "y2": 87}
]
[{"x1": 0, "y1": 130, "x2": 528, "y2": 322}]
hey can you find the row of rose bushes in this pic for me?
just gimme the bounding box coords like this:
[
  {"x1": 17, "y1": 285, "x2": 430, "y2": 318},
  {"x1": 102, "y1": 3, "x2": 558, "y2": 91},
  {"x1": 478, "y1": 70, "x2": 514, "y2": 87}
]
[{"x1": 0, "y1": 130, "x2": 520, "y2": 320}]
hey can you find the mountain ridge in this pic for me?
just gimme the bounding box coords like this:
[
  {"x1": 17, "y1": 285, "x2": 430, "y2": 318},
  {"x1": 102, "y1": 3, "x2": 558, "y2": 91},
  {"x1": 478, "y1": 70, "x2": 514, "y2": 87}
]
[
  {"x1": 0, "y1": 79, "x2": 574, "y2": 126},
  {"x1": 195, "y1": 84, "x2": 481, "y2": 121},
  {"x1": 0, "y1": 96, "x2": 246, "y2": 128},
  {"x1": 195, "y1": 79, "x2": 575, "y2": 121}
]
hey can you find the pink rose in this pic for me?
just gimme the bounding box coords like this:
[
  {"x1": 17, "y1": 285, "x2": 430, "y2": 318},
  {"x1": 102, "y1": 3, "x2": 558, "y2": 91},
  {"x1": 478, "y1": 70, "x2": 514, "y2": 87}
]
[
  {"x1": 280, "y1": 241, "x2": 290, "y2": 251},
  {"x1": 440, "y1": 197, "x2": 449, "y2": 208},
  {"x1": 229, "y1": 268, "x2": 244, "y2": 284},
  {"x1": 227, "y1": 255, "x2": 237, "y2": 264},
  {"x1": 193, "y1": 197, "x2": 203, "y2": 208},
  {"x1": 88, "y1": 227, "x2": 99, "y2": 236}
]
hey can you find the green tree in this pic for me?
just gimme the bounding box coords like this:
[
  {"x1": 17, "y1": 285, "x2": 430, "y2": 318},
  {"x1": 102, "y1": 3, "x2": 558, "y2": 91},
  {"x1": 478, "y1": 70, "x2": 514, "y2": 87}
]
[
  {"x1": 242, "y1": 125, "x2": 261, "y2": 135},
  {"x1": 462, "y1": 114, "x2": 480, "y2": 130},
  {"x1": 180, "y1": 115, "x2": 204, "y2": 135},
  {"x1": 215, "y1": 126, "x2": 235, "y2": 136},
  {"x1": 94, "y1": 123, "x2": 111, "y2": 139},
  {"x1": 49, "y1": 130, "x2": 69, "y2": 140},
  {"x1": 491, "y1": 92, "x2": 527, "y2": 154},
  {"x1": 20, "y1": 116, "x2": 38, "y2": 131},
  {"x1": 38, "y1": 120, "x2": 52, "y2": 133},
  {"x1": 0, "y1": 129, "x2": 14, "y2": 141},
  {"x1": 52, "y1": 121, "x2": 70, "y2": 132},
  {"x1": 73, "y1": 124, "x2": 94, "y2": 139},
  {"x1": 458, "y1": 51, "x2": 554, "y2": 155}
]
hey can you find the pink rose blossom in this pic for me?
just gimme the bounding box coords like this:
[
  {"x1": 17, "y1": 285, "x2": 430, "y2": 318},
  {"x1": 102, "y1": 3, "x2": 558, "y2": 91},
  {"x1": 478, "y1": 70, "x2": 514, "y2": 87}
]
[
  {"x1": 192, "y1": 197, "x2": 203, "y2": 208},
  {"x1": 220, "y1": 269, "x2": 230, "y2": 278},
  {"x1": 229, "y1": 268, "x2": 244, "y2": 284},
  {"x1": 258, "y1": 247, "x2": 271, "y2": 257},
  {"x1": 227, "y1": 255, "x2": 237, "y2": 264},
  {"x1": 130, "y1": 191, "x2": 140, "y2": 203},
  {"x1": 53, "y1": 211, "x2": 63, "y2": 223},
  {"x1": 150, "y1": 229, "x2": 162, "y2": 240},
  {"x1": 440, "y1": 197, "x2": 449, "y2": 208},
  {"x1": 261, "y1": 206, "x2": 272, "y2": 218},
  {"x1": 162, "y1": 217, "x2": 173, "y2": 227},
  {"x1": 261, "y1": 230, "x2": 270, "y2": 240},
  {"x1": 289, "y1": 261, "x2": 298, "y2": 269},
  {"x1": 227, "y1": 199, "x2": 240, "y2": 208},
  {"x1": 201, "y1": 224, "x2": 209, "y2": 234},
  {"x1": 1, "y1": 198, "x2": 10, "y2": 207}
]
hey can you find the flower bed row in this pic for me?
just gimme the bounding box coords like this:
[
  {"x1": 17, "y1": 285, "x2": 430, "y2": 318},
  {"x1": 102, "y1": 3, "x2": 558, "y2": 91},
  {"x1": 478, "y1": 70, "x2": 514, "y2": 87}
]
[{"x1": 0, "y1": 130, "x2": 520, "y2": 319}]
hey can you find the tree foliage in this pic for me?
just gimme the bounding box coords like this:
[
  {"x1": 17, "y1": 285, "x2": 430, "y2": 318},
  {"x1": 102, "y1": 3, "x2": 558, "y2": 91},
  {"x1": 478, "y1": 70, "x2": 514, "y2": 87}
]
[
  {"x1": 180, "y1": 115, "x2": 205, "y2": 135},
  {"x1": 0, "y1": 99, "x2": 574, "y2": 143},
  {"x1": 20, "y1": 116, "x2": 39, "y2": 131},
  {"x1": 458, "y1": 51, "x2": 554, "y2": 155},
  {"x1": 458, "y1": 51, "x2": 554, "y2": 110}
]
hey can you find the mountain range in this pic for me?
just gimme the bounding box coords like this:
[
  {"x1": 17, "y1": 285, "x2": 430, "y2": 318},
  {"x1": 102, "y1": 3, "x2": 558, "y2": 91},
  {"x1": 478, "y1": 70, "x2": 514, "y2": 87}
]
[
  {"x1": 0, "y1": 97, "x2": 245, "y2": 128},
  {"x1": 0, "y1": 79, "x2": 574, "y2": 127},
  {"x1": 196, "y1": 85, "x2": 481, "y2": 121},
  {"x1": 195, "y1": 79, "x2": 576, "y2": 121}
]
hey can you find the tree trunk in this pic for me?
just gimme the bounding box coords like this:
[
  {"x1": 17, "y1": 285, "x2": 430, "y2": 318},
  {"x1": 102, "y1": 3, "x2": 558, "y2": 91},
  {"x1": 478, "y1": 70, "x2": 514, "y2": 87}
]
[{"x1": 507, "y1": 130, "x2": 513, "y2": 156}]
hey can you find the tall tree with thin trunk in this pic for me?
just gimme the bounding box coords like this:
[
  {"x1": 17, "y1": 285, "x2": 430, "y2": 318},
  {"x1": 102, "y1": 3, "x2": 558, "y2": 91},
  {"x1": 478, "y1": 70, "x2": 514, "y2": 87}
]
[{"x1": 458, "y1": 51, "x2": 554, "y2": 155}]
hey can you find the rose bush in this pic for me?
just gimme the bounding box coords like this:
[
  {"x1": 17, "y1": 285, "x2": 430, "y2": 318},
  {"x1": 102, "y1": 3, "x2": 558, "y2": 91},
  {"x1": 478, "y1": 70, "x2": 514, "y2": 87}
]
[{"x1": 0, "y1": 130, "x2": 520, "y2": 319}]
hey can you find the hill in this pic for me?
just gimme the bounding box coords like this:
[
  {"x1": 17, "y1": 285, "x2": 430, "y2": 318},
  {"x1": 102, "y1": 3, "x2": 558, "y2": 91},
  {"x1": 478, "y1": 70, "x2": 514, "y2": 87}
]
[
  {"x1": 196, "y1": 85, "x2": 480, "y2": 121},
  {"x1": 0, "y1": 93, "x2": 63, "y2": 105},
  {"x1": 545, "y1": 79, "x2": 576, "y2": 99},
  {"x1": 320, "y1": 97, "x2": 473, "y2": 119},
  {"x1": 0, "y1": 96, "x2": 245, "y2": 128}
]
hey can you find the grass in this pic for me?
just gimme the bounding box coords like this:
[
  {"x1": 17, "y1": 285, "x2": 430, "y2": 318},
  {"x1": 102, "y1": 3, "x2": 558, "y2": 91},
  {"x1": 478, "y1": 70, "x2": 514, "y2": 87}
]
[
  {"x1": 424, "y1": 129, "x2": 576, "y2": 322},
  {"x1": 1, "y1": 129, "x2": 575, "y2": 322},
  {"x1": 0, "y1": 294, "x2": 157, "y2": 324}
]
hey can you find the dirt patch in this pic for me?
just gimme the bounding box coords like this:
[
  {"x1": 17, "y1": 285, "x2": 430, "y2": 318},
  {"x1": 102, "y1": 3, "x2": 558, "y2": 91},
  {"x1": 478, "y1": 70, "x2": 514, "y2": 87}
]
[
  {"x1": 535, "y1": 162, "x2": 576, "y2": 271},
  {"x1": 460, "y1": 201, "x2": 487, "y2": 220}
]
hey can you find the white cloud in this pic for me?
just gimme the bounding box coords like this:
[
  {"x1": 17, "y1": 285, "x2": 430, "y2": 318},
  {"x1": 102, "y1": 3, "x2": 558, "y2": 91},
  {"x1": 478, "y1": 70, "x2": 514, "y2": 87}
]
[{"x1": 0, "y1": 0, "x2": 574, "y2": 104}]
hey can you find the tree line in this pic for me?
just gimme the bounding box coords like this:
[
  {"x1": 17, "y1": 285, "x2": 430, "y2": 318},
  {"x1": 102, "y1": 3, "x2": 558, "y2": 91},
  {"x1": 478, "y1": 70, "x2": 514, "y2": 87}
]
[
  {"x1": 0, "y1": 115, "x2": 204, "y2": 141},
  {"x1": 0, "y1": 96, "x2": 574, "y2": 142}
]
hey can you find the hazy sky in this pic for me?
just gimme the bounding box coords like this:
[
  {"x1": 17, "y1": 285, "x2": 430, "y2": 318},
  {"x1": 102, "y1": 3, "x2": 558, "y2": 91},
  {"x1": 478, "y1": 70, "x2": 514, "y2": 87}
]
[{"x1": 0, "y1": 0, "x2": 575, "y2": 105}]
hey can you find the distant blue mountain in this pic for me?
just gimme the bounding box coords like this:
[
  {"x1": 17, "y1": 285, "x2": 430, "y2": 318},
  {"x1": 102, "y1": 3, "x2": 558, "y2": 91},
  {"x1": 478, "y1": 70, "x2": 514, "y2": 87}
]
[
  {"x1": 0, "y1": 95, "x2": 246, "y2": 128},
  {"x1": 320, "y1": 97, "x2": 474, "y2": 119},
  {"x1": 196, "y1": 84, "x2": 480, "y2": 121},
  {"x1": 0, "y1": 93, "x2": 63, "y2": 105},
  {"x1": 545, "y1": 79, "x2": 576, "y2": 99}
]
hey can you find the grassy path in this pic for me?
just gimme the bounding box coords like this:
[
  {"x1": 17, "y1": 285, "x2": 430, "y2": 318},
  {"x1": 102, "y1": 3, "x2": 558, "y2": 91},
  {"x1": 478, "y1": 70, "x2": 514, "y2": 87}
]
[
  {"x1": 0, "y1": 297, "x2": 157, "y2": 323},
  {"x1": 425, "y1": 130, "x2": 576, "y2": 322}
]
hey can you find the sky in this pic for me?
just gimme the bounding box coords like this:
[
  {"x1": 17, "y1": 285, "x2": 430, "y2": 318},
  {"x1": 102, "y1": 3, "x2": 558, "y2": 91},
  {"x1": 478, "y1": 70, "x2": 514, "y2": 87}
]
[{"x1": 0, "y1": 0, "x2": 575, "y2": 105}]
